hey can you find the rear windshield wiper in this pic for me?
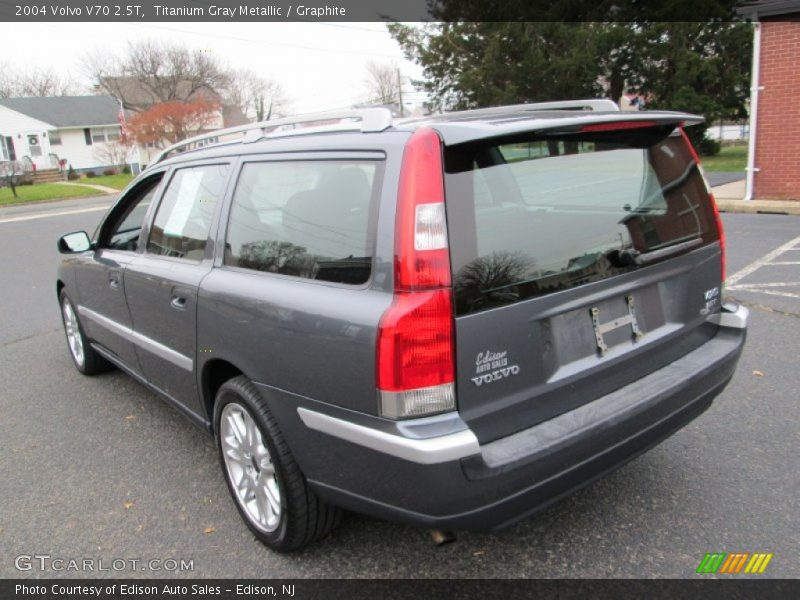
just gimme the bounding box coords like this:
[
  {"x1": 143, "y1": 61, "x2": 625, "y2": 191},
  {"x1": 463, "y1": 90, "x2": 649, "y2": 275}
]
[{"x1": 616, "y1": 237, "x2": 703, "y2": 267}]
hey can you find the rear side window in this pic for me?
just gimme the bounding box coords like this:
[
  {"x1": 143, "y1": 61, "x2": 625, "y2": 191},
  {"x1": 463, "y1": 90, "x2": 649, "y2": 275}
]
[
  {"x1": 147, "y1": 164, "x2": 229, "y2": 261},
  {"x1": 444, "y1": 129, "x2": 719, "y2": 315},
  {"x1": 225, "y1": 161, "x2": 380, "y2": 285}
]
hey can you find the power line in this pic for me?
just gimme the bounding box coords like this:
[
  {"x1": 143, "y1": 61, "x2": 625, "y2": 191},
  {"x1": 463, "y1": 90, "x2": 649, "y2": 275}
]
[
  {"x1": 130, "y1": 23, "x2": 407, "y2": 60},
  {"x1": 313, "y1": 23, "x2": 389, "y2": 34}
]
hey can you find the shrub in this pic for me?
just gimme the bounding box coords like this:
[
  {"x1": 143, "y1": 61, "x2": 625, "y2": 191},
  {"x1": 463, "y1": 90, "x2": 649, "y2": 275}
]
[
  {"x1": 85, "y1": 170, "x2": 96, "y2": 178},
  {"x1": 103, "y1": 168, "x2": 117, "y2": 176},
  {"x1": 696, "y1": 137, "x2": 721, "y2": 157},
  {"x1": 684, "y1": 126, "x2": 721, "y2": 157},
  {"x1": 122, "y1": 165, "x2": 131, "y2": 174},
  {"x1": 67, "y1": 166, "x2": 79, "y2": 181}
]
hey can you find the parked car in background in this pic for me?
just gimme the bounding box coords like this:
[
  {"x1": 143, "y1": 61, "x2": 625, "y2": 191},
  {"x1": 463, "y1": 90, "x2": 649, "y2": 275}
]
[{"x1": 56, "y1": 100, "x2": 747, "y2": 551}]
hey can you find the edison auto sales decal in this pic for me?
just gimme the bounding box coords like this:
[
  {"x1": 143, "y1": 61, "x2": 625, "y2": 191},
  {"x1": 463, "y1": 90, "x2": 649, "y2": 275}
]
[{"x1": 471, "y1": 350, "x2": 520, "y2": 386}]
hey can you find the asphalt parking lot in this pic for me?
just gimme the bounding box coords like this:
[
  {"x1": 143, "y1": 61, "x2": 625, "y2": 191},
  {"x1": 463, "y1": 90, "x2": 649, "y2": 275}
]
[{"x1": 0, "y1": 197, "x2": 798, "y2": 579}]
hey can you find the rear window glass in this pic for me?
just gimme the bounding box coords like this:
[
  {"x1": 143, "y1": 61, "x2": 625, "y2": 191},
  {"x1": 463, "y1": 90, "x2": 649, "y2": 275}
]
[
  {"x1": 225, "y1": 160, "x2": 381, "y2": 285},
  {"x1": 444, "y1": 129, "x2": 718, "y2": 315}
]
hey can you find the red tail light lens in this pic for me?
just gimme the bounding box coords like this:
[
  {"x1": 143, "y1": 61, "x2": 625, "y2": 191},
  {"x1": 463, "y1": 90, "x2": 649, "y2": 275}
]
[
  {"x1": 377, "y1": 290, "x2": 454, "y2": 392},
  {"x1": 394, "y1": 127, "x2": 451, "y2": 291},
  {"x1": 679, "y1": 127, "x2": 726, "y2": 282},
  {"x1": 376, "y1": 128, "x2": 456, "y2": 418}
]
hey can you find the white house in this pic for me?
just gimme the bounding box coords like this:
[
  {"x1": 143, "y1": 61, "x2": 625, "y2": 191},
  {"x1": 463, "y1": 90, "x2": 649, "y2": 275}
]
[{"x1": 0, "y1": 95, "x2": 129, "y2": 172}]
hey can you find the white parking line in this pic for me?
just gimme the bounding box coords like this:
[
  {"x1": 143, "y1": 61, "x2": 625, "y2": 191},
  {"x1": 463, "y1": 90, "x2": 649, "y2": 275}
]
[
  {"x1": 727, "y1": 234, "x2": 800, "y2": 299},
  {"x1": 726, "y1": 234, "x2": 800, "y2": 286},
  {"x1": 0, "y1": 205, "x2": 110, "y2": 225}
]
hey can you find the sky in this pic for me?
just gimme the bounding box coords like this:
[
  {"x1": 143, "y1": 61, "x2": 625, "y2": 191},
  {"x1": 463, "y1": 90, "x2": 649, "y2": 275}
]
[{"x1": 2, "y1": 22, "x2": 427, "y2": 114}]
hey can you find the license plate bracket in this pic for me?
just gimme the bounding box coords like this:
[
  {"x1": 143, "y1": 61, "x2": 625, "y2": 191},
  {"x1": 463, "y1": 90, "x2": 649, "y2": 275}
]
[{"x1": 590, "y1": 295, "x2": 644, "y2": 356}]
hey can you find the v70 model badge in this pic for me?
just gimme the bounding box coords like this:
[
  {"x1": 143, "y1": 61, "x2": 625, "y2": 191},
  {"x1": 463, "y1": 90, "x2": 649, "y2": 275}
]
[{"x1": 590, "y1": 295, "x2": 644, "y2": 356}]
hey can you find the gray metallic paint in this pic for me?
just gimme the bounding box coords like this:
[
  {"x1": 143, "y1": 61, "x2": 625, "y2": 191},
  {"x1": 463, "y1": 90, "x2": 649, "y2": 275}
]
[{"x1": 56, "y1": 121, "x2": 744, "y2": 532}]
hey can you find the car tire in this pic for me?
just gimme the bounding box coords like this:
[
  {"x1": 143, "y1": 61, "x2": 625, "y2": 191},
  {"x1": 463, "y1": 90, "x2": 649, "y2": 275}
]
[
  {"x1": 59, "y1": 290, "x2": 112, "y2": 375},
  {"x1": 214, "y1": 375, "x2": 342, "y2": 551}
]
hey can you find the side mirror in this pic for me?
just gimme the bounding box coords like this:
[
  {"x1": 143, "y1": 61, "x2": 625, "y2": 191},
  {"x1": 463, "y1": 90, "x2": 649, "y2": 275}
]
[{"x1": 58, "y1": 231, "x2": 93, "y2": 254}]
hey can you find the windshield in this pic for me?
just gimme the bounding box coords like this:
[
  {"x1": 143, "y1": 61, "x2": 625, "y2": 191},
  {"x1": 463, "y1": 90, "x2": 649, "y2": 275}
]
[{"x1": 443, "y1": 128, "x2": 718, "y2": 315}]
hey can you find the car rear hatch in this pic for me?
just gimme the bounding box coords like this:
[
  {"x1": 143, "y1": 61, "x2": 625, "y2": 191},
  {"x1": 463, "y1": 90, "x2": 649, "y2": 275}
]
[{"x1": 437, "y1": 113, "x2": 725, "y2": 443}]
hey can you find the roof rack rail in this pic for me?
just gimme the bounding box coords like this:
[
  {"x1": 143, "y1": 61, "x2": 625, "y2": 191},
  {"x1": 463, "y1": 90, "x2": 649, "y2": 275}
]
[
  {"x1": 435, "y1": 99, "x2": 620, "y2": 120},
  {"x1": 152, "y1": 107, "x2": 394, "y2": 164}
]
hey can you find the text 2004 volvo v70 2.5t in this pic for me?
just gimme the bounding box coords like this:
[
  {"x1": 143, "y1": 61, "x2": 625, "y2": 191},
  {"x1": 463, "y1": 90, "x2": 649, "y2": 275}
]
[{"x1": 57, "y1": 100, "x2": 747, "y2": 551}]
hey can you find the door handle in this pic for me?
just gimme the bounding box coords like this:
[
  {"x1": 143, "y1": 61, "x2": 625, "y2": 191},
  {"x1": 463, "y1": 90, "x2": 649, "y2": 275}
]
[{"x1": 170, "y1": 295, "x2": 187, "y2": 310}]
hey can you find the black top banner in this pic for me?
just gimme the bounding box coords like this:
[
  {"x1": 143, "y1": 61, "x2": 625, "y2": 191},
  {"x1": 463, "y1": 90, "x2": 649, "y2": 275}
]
[{"x1": 0, "y1": 0, "x2": 771, "y2": 22}]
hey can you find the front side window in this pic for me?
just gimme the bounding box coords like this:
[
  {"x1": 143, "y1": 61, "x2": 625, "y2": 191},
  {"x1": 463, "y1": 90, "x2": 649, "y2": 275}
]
[
  {"x1": 225, "y1": 160, "x2": 380, "y2": 285},
  {"x1": 103, "y1": 176, "x2": 163, "y2": 252},
  {"x1": 147, "y1": 164, "x2": 229, "y2": 261}
]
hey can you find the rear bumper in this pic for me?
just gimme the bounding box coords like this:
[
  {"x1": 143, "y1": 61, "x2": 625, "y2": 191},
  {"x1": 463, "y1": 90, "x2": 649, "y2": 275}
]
[{"x1": 284, "y1": 304, "x2": 747, "y2": 531}]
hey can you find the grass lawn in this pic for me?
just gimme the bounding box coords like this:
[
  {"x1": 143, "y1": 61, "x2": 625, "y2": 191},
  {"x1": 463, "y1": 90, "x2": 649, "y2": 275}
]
[
  {"x1": 0, "y1": 183, "x2": 104, "y2": 206},
  {"x1": 84, "y1": 173, "x2": 135, "y2": 190},
  {"x1": 701, "y1": 145, "x2": 748, "y2": 172}
]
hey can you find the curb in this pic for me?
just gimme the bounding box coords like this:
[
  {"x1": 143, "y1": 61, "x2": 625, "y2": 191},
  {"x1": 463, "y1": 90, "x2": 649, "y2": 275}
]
[
  {"x1": 715, "y1": 199, "x2": 800, "y2": 215},
  {"x1": 0, "y1": 192, "x2": 115, "y2": 211}
]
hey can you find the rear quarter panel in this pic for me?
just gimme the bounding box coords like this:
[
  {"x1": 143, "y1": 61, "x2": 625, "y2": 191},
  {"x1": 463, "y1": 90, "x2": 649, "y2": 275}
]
[{"x1": 196, "y1": 133, "x2": 409, "y2": 418}]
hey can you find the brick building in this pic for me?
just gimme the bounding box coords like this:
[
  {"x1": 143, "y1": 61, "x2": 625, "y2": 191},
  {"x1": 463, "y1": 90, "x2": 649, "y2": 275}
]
[{"x1": 740, "y1": 1, "x2": 800, "y2": 200}]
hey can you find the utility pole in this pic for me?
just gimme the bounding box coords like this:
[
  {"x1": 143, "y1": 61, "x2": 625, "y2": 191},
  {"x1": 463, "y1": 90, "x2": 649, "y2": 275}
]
[{"x1": 397, "y1": 68, "x2": 404, "y2": 118}]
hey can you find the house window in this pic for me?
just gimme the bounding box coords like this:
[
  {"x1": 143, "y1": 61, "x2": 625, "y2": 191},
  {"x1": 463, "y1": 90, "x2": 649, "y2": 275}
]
[
  {"x1": 48, "y1": 130, "x2": 62, "y2": 145},
  {"x1": 5, "y1": 136, "x2": 16, "y2": 160},
  {"x1": 91, "y1": 129, "x2": 106, "y2": 143},
  {"x1": 84, "y1": 128, "x2": 92, "y2": 145},
  {"x1": 0, "y1": 137, "x2": 8, "y2": 161},
  {"x1": 106, "y1": 127, "x2": 121, "y2": 142}
]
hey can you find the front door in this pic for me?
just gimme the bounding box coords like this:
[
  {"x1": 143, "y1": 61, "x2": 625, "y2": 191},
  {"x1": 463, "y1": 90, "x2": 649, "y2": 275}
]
[
  {"x1": 124, "y1": 162, "x2": 230, "y2": 415},
  {"x1": 26, "y1": 133, "x2": 45, "y2": 169},
  {"x1": 74, "y1": 174, "x2": 164, "y2": 371}
]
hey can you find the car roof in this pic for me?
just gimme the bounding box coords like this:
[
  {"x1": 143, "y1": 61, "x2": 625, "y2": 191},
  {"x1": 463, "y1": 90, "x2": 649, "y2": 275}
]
[{"x1": 145, "y1": 101, "x2": 703, "y2": 171}]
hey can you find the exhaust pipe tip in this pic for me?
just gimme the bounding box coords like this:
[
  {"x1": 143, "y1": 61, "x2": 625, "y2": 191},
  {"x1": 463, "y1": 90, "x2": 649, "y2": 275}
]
[{"x1": 429, "y1": 529, "x2": 456, "y2": 546}]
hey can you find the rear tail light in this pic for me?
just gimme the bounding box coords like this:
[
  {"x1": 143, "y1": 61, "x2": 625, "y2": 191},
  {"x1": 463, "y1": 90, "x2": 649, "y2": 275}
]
[
  {"x1": 679, "y1": 127, "x2": 726, "y2": 282},
  {"x1": 377, "y1": 127, "x2": 456, "y2": 419}
]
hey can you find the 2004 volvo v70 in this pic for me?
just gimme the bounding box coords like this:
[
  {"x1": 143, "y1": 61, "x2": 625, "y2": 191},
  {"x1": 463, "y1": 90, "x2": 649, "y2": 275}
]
[{"x1": 57, "y1": 100, "x2": 747, "y2": 551}]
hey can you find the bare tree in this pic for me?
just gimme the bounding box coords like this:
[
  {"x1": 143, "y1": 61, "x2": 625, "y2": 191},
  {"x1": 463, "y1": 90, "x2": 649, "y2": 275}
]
[
  {"x1": 84, "y1": 40, "x2": 232, "y2": 111},
  {"x1": 0, "y1": 161, "x2": 30, "y2": 198},
  {"x1": 93, "y1": 140, "x2": 133, "y2": 170},
  {"x1": 0, "y1": 63, "x2": 15, "y2": 98},
  {"x1": 225, "y1": 68, "x2": 289, "y2": 121},
  {"x1": 0, "y1": 64, "x2": 77, "y2": 98},
  {"x1": 16, "y1": 68, "x2": 76, "y2": 96},
  {"x1": 364, "y1": 61, "x2": 399, "y2": 105}
]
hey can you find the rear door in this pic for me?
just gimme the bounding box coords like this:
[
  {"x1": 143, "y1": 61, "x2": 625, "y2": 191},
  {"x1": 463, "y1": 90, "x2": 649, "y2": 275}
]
[
  {"x1": 124, "y1": 161, "x2": 231, "y2": 416},
  {"x1": 443, "y1": 125, "x2": 724, "y2": 443}
]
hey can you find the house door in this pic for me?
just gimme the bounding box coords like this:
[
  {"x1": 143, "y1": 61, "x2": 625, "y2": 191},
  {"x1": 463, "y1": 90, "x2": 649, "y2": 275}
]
[{"x1": 26, "y1": 133, "x2": 46, "y2": 169}]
